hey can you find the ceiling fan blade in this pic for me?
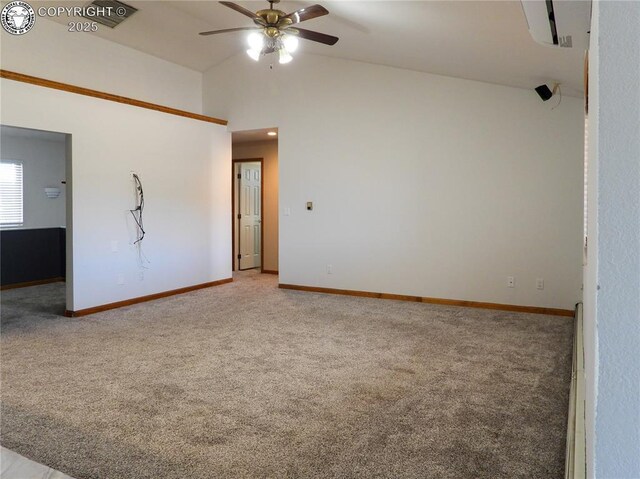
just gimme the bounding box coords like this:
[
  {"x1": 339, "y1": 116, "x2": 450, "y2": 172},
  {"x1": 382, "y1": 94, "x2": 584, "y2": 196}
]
[
  {"x1": 283, "y1": 4, "x2": 329, "y2": 25},
  {"x1": 219, "y1": 1, "x2": 263, "y2": 23},
  {"x1": 199, "y1": 26, "x2": 261, "y2": 36},
  {"x1": 293, "y1": 27, "x2": 338, "y2": 45}
]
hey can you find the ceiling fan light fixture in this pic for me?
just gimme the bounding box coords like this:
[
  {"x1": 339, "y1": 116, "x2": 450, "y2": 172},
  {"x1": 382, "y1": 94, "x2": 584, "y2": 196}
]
[
  {"x1": 282, "y1": 34, "x2": 299, "y2": 53},
  {"x1": 202, "y1": 1, "x2": 338, "y2": 64},
  {"x1": 246, "y1": 48, "x2": 261, "y2": 61},
  {"x1": 247, "y1": 32, "x2": 264, "y2": 51},
  {"x1": 278, "y1": 48, "x2": 293, "y2": 64}
]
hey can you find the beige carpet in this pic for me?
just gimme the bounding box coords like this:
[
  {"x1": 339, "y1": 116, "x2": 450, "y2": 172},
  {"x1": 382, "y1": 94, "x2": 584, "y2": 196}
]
[{"x1": 1, "y1": 271, "x2": 573, "y2": 478}]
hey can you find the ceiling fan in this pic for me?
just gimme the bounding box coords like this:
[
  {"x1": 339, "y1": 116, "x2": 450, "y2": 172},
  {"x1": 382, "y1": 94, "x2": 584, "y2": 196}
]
[{"x1": 199, "y1": 0, "x2": 339, "y2": 64}]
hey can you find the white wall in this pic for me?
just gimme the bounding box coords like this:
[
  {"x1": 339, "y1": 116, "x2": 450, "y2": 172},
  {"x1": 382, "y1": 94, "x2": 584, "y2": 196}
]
[
  {"x1": 204, "y1": 54, "x2": 584, "y2": 310},
  {"x1": 1, "y1": 79, "x2": 231, "y2": 311},
  {"x1": 1, "y1": 129, "x2": 67, "y2": 229},
  {"x1": 585, "y1": 2, "x2": 640, "y2": 477},
  {"x1": 233, "y1": 140, "x2": 279, "y2": 272},
  {"x1": 0, "y1": 18, "x2": 202, "y2": 112},
  {"x1": 584, "y1": 4, "x2": 600, "y2": 476}
]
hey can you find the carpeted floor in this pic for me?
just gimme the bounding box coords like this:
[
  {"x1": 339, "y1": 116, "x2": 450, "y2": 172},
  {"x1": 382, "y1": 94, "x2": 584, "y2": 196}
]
[{"x1": 0, "y1": 272, "x2": 573, "y2": 479}]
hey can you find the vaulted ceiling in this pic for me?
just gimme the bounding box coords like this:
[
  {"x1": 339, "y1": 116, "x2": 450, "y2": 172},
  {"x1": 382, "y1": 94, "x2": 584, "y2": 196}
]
[{"x1": 31, "y1": 1, "x2": 588, "y2": 97}]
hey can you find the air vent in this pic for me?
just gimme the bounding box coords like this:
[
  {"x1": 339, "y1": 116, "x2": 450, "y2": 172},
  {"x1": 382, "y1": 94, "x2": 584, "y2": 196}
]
[
  {"x1": 82, "y1": 0, "x2": 137, "y2": 28},
  {"x1": 559, "y1": 35, "x2": 573, "y2": 48}
]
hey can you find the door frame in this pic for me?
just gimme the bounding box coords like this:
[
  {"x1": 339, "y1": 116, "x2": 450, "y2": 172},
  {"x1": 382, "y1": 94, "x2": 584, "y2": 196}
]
[
  {"x1": 232, "y1": 158, "x2": 264, "y2": 272},
  {"x1": 0, "y1": 125, "x2": 73, "y2": 313}
]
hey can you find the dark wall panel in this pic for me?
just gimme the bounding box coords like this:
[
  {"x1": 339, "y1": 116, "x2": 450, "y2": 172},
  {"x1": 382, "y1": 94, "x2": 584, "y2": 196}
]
[{"x1": 1, "y1": 228, "x2": 66, "y2": 286}]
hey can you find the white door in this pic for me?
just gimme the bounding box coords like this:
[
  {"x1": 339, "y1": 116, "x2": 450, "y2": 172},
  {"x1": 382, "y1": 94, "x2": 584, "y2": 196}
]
[{"x1": 239, "y1": 162, "x2": 261, "y2": 270}]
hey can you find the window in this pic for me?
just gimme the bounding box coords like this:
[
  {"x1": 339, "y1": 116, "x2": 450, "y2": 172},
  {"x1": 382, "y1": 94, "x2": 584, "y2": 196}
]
[{"x1": 0, "y1": 160, "x2": 24, "y2": 227}]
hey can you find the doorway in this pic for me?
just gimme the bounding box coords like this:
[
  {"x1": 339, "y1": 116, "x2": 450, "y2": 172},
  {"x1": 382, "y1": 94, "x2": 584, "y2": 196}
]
[
  {"x1": 0, "y1": 125, "x2": 72, "y2": 317},
  {"x1": 233, "y1": 159, "x2": 263, "y2": 271},
  {"x1": 231, "y1": 128, "x2": 278, "y2": 274}
]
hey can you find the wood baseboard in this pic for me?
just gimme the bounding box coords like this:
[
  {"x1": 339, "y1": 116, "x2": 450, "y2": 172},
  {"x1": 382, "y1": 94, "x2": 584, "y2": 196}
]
[
  {"x1": 262, "y1": 270, "x2": 279, "y2": 275},
  {"x1": 65, "y1": 278, "x2": 233, "y2": 317},
  {"x1": 278, "y1": 283, "x2": 574, "y2": 317},
  {"x1": 1, "y1": 277, "x2": 65, "y2": 290}
]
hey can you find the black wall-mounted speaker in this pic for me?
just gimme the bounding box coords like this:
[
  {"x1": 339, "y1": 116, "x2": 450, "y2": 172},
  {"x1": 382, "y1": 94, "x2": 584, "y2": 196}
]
[{"x1": 535, "y1": 84, "x2": 553, "y2": 101}]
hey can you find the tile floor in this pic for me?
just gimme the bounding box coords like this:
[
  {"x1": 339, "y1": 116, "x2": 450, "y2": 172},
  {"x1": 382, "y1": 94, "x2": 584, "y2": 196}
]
[{"x1": 0, "y1": 447, "x2": 75, "y2": 479}]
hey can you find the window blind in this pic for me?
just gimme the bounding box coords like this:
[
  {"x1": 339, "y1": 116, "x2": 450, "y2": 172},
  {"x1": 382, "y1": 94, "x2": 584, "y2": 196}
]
[{"x1": 0, "y1": 160, "x2": 24, "y2": 226}]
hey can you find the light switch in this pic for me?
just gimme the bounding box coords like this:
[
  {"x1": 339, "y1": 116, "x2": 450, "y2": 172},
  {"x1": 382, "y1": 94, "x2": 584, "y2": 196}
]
[
  {"x1": 306, "y1": 202, "x2": 313, "y2": 211},
  {"x1": 284, "y1": 207, "x2": 291, "y2": 216}
]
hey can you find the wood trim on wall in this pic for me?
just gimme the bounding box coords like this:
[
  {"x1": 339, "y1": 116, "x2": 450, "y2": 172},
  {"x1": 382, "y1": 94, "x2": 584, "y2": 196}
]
[
  {"x1": 278, "y1": 283, "x2": 574, "y2": 317},
  {"x1": 1, "y1": 277, "x2": 64, "y2": 291},
  {"x1": 0, "y1": 69, "x2": 227, "y2": 126},
  {"x1": 65, "y1": 277, "x2": 232, "y2": 317},
  {"x1": 232, "y1": 158, "x2": 264, "y2": 273},
  {"x1": 262, "y1": 270, "x2": 279, "y2": 275}
]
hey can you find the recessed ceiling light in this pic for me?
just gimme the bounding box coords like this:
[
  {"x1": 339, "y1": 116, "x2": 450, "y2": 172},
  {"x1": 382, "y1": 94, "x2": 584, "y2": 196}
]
[{"x1": 267, "y1": 131, "x2": 277, "y2": 136}]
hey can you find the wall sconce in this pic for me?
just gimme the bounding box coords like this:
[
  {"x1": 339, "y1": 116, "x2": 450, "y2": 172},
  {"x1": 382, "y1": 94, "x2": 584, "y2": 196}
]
[{"x1": 45, "y1": 187, "x2": 61, "y2": 198}]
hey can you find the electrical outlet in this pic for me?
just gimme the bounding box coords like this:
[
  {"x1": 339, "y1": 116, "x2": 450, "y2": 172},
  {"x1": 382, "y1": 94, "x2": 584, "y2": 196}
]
[
  {"x1": 117, "y1": 274, "x2": 125, "y2": 285},
  {"x1": 507, "y1": 276, "x2": 515, "y2": 288},
  {"x1": 536, "y1": 278, "x2": 544, "y2": 290},
  {"x1": 327, "y1": 264, "x2": 333, "y2": 274},
  {"x1": 284, "y1": 207, "x2": 291, "y2": 216}
]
